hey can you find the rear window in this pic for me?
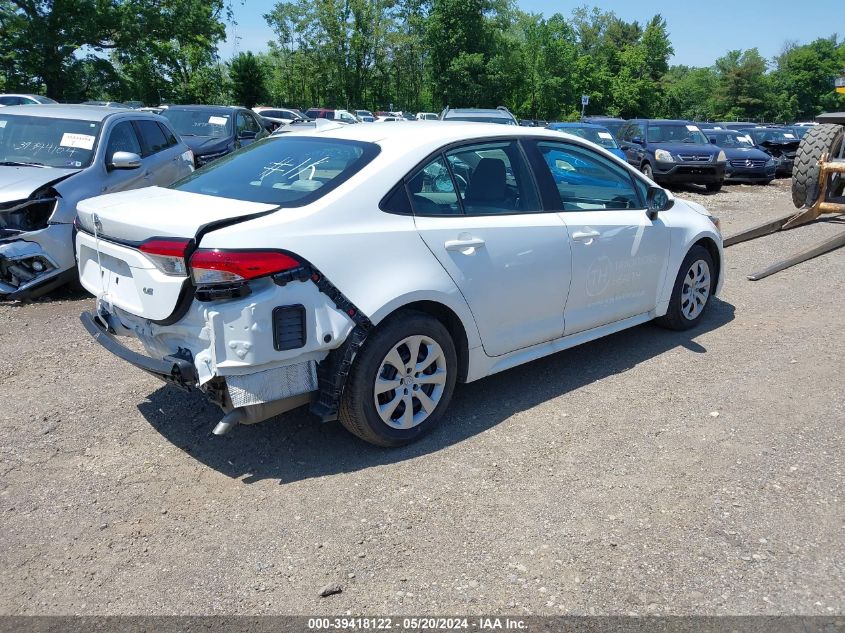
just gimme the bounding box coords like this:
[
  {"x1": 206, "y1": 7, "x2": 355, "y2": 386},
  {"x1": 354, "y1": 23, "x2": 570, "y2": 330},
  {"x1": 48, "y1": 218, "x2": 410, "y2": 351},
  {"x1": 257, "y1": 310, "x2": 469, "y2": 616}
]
[{"x1": 172, "y1": 136, "x2": 380, "y2": 206}]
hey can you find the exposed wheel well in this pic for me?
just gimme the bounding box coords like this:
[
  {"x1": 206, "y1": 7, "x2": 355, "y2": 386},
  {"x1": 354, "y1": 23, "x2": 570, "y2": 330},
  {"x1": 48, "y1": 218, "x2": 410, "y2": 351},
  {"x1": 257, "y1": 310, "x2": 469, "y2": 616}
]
[
  {"x1": 386, "y1": 301, "x2": 470, "y2": 383},
  {"x1": 693, "y1": 236, "x2": 721, "y2": 284}
]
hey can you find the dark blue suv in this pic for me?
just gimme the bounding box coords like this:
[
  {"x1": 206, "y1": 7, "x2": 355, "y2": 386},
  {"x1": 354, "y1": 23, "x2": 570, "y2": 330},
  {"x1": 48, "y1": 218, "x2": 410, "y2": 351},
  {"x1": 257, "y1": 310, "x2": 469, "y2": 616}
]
[{"x1": 617, "y1": 119, "x2": 727, "y2": 191}]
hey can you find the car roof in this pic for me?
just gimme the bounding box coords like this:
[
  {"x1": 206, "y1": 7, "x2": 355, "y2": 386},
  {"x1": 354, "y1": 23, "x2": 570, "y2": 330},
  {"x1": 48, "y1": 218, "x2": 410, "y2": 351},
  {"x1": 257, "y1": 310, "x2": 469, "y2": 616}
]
[
  {"x1": 0, "y1": 103, "x2": 156, "y2": 122},
  {"x1": 445, "y1": 108, "x2": 511, "y2": 116},
  {"x1": 165, "y1": 104, "x2": 243, "y2": 113},
  {"x1": 638, "y1": 119, "x2": 693, "y2": 125},
  {"x1": 286, "y1": 120, "x2": 600, "y2": 150},
  {"x1": 548, "y1": 122, "x2": 607, "y2": 129}
]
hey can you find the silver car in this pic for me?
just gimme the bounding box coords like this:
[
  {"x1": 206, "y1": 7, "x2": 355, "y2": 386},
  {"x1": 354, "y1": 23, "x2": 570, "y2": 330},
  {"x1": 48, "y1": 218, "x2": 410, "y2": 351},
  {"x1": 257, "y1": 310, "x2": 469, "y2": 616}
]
[{"x1": 0, "y1": 105, "x2": 194, "y2": 299}]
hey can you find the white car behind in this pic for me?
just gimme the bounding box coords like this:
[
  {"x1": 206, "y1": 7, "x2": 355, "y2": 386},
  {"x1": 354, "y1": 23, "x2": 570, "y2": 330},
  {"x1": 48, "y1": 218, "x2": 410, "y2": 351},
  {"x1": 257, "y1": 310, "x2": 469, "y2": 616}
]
[{"x1": 76, "y1": 123, "x2": 723, "y2": 446}]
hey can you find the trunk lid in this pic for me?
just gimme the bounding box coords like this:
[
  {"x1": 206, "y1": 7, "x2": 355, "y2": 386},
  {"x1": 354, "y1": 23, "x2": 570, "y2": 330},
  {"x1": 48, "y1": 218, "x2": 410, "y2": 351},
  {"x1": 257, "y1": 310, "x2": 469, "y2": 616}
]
[{"x1": 76, "y1": 186, "x2": 278, "y2": 321}]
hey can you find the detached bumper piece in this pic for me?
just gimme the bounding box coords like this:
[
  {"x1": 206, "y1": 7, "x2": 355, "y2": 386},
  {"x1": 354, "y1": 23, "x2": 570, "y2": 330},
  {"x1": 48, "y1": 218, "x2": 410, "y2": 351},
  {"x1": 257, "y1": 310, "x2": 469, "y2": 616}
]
[{"x1": 80, "y1": 311, "x2": 197, "y2": 389}]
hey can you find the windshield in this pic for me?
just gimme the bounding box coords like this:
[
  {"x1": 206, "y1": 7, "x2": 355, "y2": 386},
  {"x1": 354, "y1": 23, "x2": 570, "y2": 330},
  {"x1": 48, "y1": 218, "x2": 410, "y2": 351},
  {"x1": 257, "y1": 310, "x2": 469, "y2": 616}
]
[
  {"x1": 647, "y1": 124, "x2": 708, "y2": 144},
  {"x1": 445, "y1": 116, "x2": 517, "y2": 125},
  {"x1": 172, "y1": 136, "x2": 379, "y2": 205},
  {"x1": 162, "y1": 109, "x2": 231, "y2": 138},
  {"x1": 708, "y1": 132, "x2": 754, "y2": 148},
  {"x1": 747, "y1": 129, "x2": 797, "y2": 143},
  {"x1": 556, "y1": 126, "x2": 619, "y2": 149},
  {"x1": 0, "y1": 114, "x2": 101, "y2": 168}
]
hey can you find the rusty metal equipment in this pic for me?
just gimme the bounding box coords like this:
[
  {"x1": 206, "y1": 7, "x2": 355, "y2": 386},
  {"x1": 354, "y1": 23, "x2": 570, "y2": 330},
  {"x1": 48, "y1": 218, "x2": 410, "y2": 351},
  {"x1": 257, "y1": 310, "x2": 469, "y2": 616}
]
[{"x1": 723, "y1": 113, "x2": 845, "y2": 280}]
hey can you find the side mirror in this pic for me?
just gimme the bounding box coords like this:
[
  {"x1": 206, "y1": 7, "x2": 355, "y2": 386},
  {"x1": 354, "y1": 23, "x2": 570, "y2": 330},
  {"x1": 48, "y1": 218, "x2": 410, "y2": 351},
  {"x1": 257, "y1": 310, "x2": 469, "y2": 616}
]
[
  {"x1": 709, "y1": 137, "x2": 718, "y2": 144},
  {"x1": 646, "y1": 186, "x2": 674, "y2": 220},
  {"x1": 108, "y1": 151, "x2": 142, "y2": 171},
  {"x1": 238, "y1": 130, "x2": 257, "y2": 140},
  {"x1": 631, "y1": 136, "x2": 644, "y2": 145}
]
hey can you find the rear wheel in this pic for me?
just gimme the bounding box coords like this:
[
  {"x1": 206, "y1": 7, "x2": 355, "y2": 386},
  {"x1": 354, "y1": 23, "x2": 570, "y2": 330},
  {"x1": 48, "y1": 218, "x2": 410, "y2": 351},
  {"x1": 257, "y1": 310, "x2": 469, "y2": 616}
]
[
  {"x1": 791, "y1": 124, "x2": 845, "y2": 208},
  {"x1": 339, "y1": 311, "x2": 457, "y2": 447},
  {"x1": 656, "y1": 245, "x2": 715, "y2": 331}
]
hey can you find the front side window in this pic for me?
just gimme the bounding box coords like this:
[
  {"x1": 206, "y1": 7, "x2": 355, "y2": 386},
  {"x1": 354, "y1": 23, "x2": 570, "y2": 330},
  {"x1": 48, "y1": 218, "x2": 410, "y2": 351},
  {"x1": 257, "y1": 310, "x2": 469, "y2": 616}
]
[
  {"x1": 535, "y1": 141, "x2": 641, "y2": 211},
  {"x1": 0, "y1": 114, "x2": 101, "y2": 168},
  {"x1": 445, "y1": 141, "x2": 539, "y2": 214},
  {"x1": 162, "y1": 109, "x2": 231, "y2": 139},
  {"x1": 172, "y1": 136, "x2": 379, "y2": 206},
  {"x1": 237, "y1": 113, "x2": 260, "y2": 135},
  {"x1": 105, "y1": 121, "x2": 142, "y2": 163}
]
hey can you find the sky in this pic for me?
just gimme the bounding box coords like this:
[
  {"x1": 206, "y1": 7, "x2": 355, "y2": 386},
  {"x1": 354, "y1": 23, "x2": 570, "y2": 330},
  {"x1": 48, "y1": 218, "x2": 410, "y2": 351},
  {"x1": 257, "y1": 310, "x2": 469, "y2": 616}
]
[{"x1": 221, "y1": 0, "x2": 842, "y2": 67}]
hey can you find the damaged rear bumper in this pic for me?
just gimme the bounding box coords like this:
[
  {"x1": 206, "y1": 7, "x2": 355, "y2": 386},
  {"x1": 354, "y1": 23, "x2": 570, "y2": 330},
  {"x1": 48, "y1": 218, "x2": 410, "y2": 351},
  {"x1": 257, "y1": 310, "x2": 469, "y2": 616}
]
[{"x1": 80, "y1": 311, "x2": 198, "y2": 388}]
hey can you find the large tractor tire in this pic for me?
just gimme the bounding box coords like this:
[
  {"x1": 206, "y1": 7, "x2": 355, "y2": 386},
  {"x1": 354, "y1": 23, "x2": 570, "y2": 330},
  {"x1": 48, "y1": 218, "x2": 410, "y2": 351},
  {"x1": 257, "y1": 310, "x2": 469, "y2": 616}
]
[{"x1": 791, "y1": 124, "x2": 845, "y2": 208}]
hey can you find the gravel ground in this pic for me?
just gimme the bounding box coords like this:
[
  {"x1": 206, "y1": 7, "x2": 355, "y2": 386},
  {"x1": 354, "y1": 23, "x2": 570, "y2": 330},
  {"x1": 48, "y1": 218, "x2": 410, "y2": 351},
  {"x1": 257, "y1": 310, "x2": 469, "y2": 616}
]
[{"x1": 0, "y1": 178, "x2": 843, "y2": 616}]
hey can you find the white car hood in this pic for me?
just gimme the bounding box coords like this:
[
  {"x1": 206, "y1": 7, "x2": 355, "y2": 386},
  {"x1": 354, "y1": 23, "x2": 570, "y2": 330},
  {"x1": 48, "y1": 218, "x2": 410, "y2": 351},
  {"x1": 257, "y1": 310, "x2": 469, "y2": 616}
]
[{"x1": 76, "y1": 186, "x2": 279, "y2": 242}]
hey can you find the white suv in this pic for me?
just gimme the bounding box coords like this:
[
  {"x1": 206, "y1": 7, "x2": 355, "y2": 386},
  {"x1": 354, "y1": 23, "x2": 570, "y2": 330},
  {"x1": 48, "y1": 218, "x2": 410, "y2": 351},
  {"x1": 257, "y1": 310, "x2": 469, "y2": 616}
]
[{"x1": 76, "y1": 123, "x2": 723, "y2": 446}]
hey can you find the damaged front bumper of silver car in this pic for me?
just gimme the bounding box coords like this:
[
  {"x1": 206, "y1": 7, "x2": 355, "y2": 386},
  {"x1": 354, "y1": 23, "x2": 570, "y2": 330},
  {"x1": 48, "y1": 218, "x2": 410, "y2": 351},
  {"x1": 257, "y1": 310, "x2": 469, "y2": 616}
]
[{"x1": 0, "y1": 209, "x2": 77, "y2": 300}]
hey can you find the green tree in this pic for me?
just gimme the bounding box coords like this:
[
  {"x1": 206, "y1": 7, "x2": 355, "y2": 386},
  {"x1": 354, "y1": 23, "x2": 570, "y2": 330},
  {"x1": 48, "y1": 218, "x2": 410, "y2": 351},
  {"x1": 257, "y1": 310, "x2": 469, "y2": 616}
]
[
  {"x1": 713, "y1": 48, "x2": 769, "y2": 120},
  {"x1": 229, "y1": 51, "x2": 267, "y2": 108},
  {"x1": 0, "y1": 0, "x2": 229, "y2": 101}
]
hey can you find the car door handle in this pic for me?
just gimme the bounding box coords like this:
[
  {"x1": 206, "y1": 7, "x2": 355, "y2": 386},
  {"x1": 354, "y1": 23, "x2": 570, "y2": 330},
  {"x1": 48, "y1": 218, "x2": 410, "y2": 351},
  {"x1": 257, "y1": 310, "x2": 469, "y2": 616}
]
[
  {"x1": 445, "y1": 237, "x2": 485, "y2": 252},
  {"x1": 572, "y1": 230, "x2": 601, "y2": 242}
]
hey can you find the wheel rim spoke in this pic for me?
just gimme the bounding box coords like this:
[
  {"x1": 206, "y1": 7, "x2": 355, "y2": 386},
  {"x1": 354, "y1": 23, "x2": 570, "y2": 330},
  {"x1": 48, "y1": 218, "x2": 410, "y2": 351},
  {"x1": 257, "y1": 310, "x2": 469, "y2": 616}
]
[
  {"x1": 416, "y1": 370, "x2": 446, "y2": 385},
  {"x1": 401, "y1": 393, "x2": 415, "y2": 428},
  {"x1": 405, "y1": 336, "x2": 422, "y2": 373},
  {"x1": 377, "y1": 392, "x2": 403, "y2": 423},
  {"x1": 374, "y1": 377, "x2": 401, "y2": 395},
  {"x1": 383, "y1": 347, "x2": 405, "y2": 374},
  {"x1": 416, "y1": 390, "x2": 437, "y2": 415}
]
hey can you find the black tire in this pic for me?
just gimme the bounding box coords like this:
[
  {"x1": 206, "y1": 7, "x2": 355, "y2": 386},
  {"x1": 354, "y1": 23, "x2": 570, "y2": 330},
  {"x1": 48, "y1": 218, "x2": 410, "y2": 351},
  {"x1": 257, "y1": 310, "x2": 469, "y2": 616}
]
[
  {"x1": 338, "y1": 311, "x2": 458, "y2": 447},
  {"x1": 656, "y1": 245, "x2": 715, "y2": 331},
  {"x1": 705, "y1": 182, "x2": 723, "y2": 192},
  {"x1": 791, "y1": 124, "x2": 844, "y2": 208},
  {"x1": 641, "y1": 162, "x2": 654, "y2": 180}
]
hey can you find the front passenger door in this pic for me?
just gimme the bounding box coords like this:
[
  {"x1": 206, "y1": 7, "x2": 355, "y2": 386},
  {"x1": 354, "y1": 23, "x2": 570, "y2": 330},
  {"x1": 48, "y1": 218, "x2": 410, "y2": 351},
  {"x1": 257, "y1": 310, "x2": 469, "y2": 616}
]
[
  {"x1": 412, "y1": 140, "x2": 572, "y2": 357},
  {"x1": 530, "y1": 140, "x2": 670, "y2": 335}
]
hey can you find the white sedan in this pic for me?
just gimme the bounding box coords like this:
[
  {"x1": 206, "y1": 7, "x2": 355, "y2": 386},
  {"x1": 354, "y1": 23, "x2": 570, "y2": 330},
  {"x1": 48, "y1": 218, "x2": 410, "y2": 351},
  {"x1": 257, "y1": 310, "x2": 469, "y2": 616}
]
[{"x1": 75, "y1": 123, "x2": 723, "y2": 447}]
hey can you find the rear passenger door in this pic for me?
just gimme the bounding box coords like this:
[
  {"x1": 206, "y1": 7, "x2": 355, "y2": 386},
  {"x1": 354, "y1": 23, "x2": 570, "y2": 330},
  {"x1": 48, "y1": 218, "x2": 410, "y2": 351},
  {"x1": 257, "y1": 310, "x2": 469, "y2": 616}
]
[{"x1": 412, "y1": 139, "x2": 572, "y2": 357}]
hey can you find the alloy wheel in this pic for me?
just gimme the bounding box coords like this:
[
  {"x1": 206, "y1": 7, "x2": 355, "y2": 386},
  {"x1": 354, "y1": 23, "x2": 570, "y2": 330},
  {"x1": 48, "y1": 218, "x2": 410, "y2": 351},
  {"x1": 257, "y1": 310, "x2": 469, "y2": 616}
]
[
  {"x1": 373, "y1": 335, "x2": 447, "y2": 429},
  {"x1": 681, "y1": 259, "x2": 711, "y2": 320}
]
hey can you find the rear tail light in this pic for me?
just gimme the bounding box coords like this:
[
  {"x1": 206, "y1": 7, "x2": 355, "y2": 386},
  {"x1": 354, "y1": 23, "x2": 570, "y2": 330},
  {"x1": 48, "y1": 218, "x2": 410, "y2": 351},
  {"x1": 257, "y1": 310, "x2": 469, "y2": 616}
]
[
  {"x1": 139, "y1": 238, "x2": 191, "y2": 276},
  {"x1": 189, "y1": 249, "x2": 301, "y2": 286}
]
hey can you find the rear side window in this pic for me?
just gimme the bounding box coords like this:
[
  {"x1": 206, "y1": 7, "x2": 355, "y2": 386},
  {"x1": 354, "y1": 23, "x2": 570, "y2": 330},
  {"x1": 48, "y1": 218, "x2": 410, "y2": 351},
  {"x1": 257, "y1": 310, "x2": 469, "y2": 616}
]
[
  {"x1": 444, "y1": 141, "x2": 539, "y2": 215},
  {"x1": 157, "y1": 122, "x2": 178, "y2": 148},
  {"x1": 133, "y1": 119, "x2": 169, "y2": 156},
  {"x1": 172, "y1": 136, "x2": 380, "y2": 206}
]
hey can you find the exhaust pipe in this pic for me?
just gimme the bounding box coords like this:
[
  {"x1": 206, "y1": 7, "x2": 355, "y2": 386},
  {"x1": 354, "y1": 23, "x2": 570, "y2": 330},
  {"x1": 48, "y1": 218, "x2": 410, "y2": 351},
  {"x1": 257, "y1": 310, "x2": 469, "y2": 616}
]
[{"x1": 212, "y1": 393, "x2": 313, "y2": 436}]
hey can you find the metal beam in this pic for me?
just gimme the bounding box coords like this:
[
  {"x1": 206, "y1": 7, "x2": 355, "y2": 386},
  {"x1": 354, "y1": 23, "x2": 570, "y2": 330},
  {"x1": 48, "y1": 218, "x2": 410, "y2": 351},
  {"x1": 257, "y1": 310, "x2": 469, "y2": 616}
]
[{"x1": 747, "y1": 230, "x2": 845, "y2": 280}]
